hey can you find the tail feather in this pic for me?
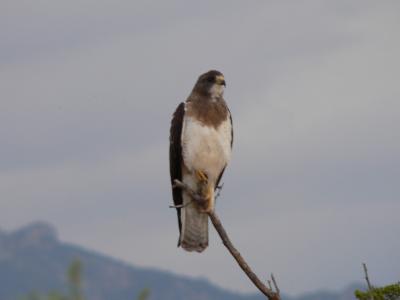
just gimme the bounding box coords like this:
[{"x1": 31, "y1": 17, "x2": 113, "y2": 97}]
[{"x1": 180, "y1": 192, "x2": 209, "y2": 252}]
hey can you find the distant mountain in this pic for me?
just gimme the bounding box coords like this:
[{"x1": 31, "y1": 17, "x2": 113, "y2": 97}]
[{"x1": 0, "y1": 222, "x2": 363, "y2": 300}]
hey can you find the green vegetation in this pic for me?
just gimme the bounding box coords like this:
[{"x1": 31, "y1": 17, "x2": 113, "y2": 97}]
[
  {"x1": 355, "y1": 283, "x2": 400, "y2": 300},
  {"x1": 20, "y1": 259, "x2": 150, "y2": 300},
  {"x1": 137, "y1": 288, "x2": 150, "y2": 300},
  {"x1": 68, "y1": 259, "x2": 84, "y2": 300}
]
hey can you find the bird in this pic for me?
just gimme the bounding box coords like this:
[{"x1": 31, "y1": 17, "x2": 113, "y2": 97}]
[{"x1": 169, "y1": 70, "x2": 233, "y2": 252}]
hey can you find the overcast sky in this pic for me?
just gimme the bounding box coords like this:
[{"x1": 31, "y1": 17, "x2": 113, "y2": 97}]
[{"x1": 1, "y1": 0, "x2": 399, "y2": 296}]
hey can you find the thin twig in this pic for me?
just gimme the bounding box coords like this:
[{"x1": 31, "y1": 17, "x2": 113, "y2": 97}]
[
  {"x1": 267, "y1": 280, "x2": 273, "y2": 291},
  {"x1": 169, "y1": 202, "x2": 192, "y2": 209},
  {"x1": 173, "y1": 179, "x2": 281, "y2": 300},
  {"x1": 363, "y1": 263, "x2": 373, "y2": 291},
  {"x1": 215, "y1": 183, "x2": 224, "y2": 200},
  {"x1": 271, "y1": 273, "x2": 280, "y2": 296},
  {"x1": 173, "y1": 180, "x2": 207, "y2": 205}
]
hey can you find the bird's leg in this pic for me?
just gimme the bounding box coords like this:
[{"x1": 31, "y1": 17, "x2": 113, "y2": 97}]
[
  {"x1": 199, "y1": 183, "x2": 214, "y2": 213},
  {"x1": 194, "y1": 170, "x2": 214, "y2": 213}
]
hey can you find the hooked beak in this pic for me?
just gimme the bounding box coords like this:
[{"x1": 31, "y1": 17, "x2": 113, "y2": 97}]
[{"x1": 216, "y1": 75, "x2": 226, "y2": 87}]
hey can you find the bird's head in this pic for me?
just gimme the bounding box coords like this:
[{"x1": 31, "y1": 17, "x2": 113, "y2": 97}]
[{"x1": 193, "y1": 70, "x2": 226, "y2": 99}]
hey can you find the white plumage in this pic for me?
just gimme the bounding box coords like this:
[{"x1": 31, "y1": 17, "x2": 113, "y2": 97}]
[
  {"x1": 181, "y1": 112, "x2": 232, "y2": 184},
  {"x1": 179, "y1": 105, "x2": 232, "y2": 252}
]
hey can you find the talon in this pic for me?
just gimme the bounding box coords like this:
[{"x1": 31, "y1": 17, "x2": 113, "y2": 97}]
[
  {"x1": 195, "y1": 170, "x2": 208, "y2": 183},
  {"x1": 198, "y1": 185, "x2": 214, "y2": 213}
]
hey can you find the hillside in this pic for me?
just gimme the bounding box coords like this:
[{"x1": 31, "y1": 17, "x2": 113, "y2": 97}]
[{"x1": 0, "y1": 222, "x2": 362, "y2": 300}]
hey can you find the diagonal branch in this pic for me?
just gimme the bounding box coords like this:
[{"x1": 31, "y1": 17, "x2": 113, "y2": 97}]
[{"x1": 173, "y1": 179, "x2": 281, "y2": 300}]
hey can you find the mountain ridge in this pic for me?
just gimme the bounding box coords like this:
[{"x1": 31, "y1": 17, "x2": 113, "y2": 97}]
[{"x1": 0, "y1": 222, "x2": 362, "y2": 300}]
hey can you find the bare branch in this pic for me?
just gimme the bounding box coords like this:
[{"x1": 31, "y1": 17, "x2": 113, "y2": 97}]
[
  {"x1": 271, "y1": 273, "x2": 280, "y2": 296},
  {"x1": 267, "y1": 280, "x2": 273, "y2": 290},
  {"x1": 173, "y1": 180, "x2": 207, "y2": 206},
  {"x1": 363, "y1": 263, "x2": 373, "y2": 291},
  {"x1": 173, "y1": 179, "x2": 281, "y2": 300},
  {"x1": 169, "y1": 202, "x2": 192, "y2": 209}
]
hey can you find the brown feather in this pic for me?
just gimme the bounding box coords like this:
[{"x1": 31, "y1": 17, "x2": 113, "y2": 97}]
[
  {"x1": 169, "y1": 102, "x2": 185, "y2": 244},
  {"x1": 186, "y1": 96, "x2": 229, "y2": 129}
]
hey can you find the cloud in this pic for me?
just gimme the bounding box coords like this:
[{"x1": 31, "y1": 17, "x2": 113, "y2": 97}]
[{"x1": 0, "y1": 0, "x2": 399, "y2": 295}]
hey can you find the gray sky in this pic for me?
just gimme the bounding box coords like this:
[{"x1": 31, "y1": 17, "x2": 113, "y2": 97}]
[{"x1": 1, "y1": 0, "x2": 399, "y2": 296}]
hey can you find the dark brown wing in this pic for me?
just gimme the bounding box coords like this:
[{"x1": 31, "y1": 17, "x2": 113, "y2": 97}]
[
  {"x1": 215, "y1": 109, "x2": 233, "y2": 189},
  {"x1": 169, "y1": 102, "x2": 185, "y2": 238}
]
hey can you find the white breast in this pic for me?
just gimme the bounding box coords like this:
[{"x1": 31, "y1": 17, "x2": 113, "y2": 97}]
[{"x1": 181, "y1": 114, "x2": 232, "y2": 183}]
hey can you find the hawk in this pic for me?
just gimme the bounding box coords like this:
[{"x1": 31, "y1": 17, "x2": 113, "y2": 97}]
[{"x1": 169, "y1": 70, "x2": 233, "y2": 252}]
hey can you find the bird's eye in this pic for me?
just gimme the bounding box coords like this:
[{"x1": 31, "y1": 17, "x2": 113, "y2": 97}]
[{"x1": 207, "y1": 76, "x2": 214, "y2": 83}]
